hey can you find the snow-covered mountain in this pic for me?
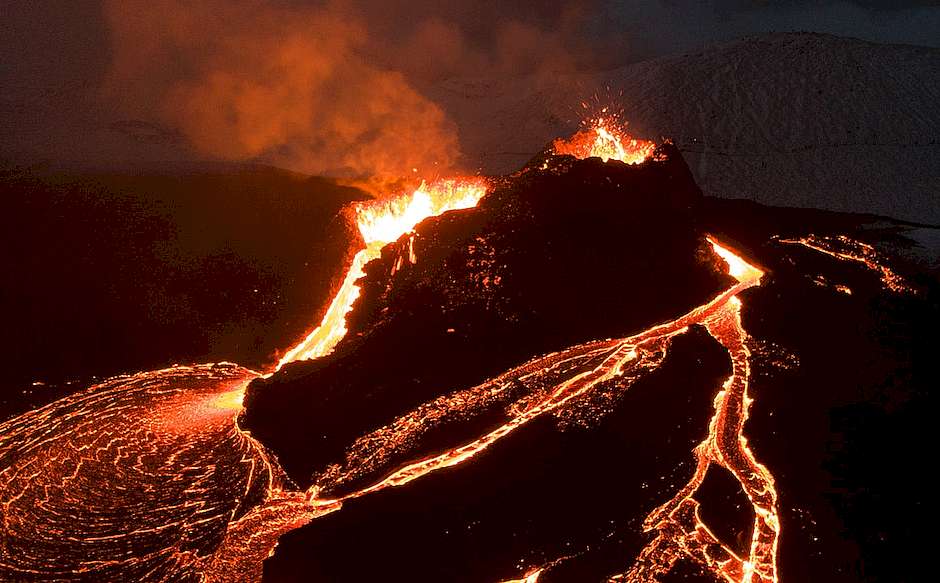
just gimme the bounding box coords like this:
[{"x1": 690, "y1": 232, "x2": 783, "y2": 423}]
[
  {"x1": 431, "y1": 33, "x2": 939, "y2": 224},
  {"x1": 4, "y1": 33, "x2": 935, "y2": 224}
]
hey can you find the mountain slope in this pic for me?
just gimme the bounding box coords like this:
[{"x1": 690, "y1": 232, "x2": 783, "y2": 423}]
[{"x1": 432, "y1": 33, "x2": 940, "y2": 223}]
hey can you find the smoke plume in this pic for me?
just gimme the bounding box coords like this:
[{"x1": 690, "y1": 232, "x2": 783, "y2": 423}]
[{"x1": 103, "y1": 1, "x2": 461, "y2": 178}]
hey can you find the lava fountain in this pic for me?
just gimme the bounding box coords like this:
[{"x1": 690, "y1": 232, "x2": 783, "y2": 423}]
[
  {"x1": 552, "y1": 117, "x2": 656, "y2": 164},
  {"x1": 275, "y1": 178, "x2": 488, "y2": 369}
]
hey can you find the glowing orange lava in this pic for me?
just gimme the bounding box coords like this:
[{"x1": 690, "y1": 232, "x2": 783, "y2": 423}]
[
  {"x1": 1, "y1": 116, "x2": 786, "y2": 583},
  {"x1": 276, "y1": 178, "x2": 488, "y2": 369},
  {"x1": 0, "y1": 364, "x2": 278, "y2": 580},
  {"x1": 553, "y1": 118, "x2": 655, "y2": 164},
  {"x1": 501, "y1": 568, "x2": 544, "y2": 583},
  {"x1": 292, "y1": 236, "x2": 778, "y2": 583},
  {"x1": 613, "y1": 239, "x2": 778, "y2": 583},
  {"x1": 778, "y1": 234, "x2": 911, "y2": 293}
]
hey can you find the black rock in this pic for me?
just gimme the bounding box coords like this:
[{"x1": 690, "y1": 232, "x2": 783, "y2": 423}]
[{"x1": 242, "y1": 144, "x2": 731, "y2": 490}]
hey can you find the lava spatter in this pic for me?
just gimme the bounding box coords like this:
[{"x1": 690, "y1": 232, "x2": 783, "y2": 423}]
[
  {"x1": 275, "y1": 178, "x2": 488, "y2": 369},
  {"x1": 501, "y1": 568, "x2": 544, "y2": 583},
  {"x1": 552, "y1": 118, "x2": 655, "y2": 165}
]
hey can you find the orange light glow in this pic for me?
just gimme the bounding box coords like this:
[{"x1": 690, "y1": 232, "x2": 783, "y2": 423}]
[
  {"x1": 212, "y1": 384, "x2": 248, "y2": 411},
  {"x1": 707, "y1": 236, "x2": 763, "y2": 284},
  {"x1": 1, "y1": 106, "x2": 790, "y2": 583},
  {"x1": 778, "y1": 234, "x2": 910, "y2": 293},
  {"x1": 276, "y1": 178, "x2": 488, "y2": 369},
  {"x1": 501, "y1": 568, "x2": 544, "y2": 583},
  {"x1": 296, "y1": 236, "x2": 779, "y2": 583},
  {"x1": 552, "y1": 118, "x2": 655, "y2": 164},
  {"x1": 619, "y1": 238, "x2": 778, "y2": 583}
]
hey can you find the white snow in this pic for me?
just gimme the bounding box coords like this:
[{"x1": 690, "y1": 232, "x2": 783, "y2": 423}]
[{"x1": 429, "y1": 33, "x2": 940, "y2": 224}]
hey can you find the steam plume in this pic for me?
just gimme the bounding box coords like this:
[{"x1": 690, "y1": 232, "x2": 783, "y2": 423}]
[{"x1": 104, "y1": 1, "x2": 459, "y2": 178}]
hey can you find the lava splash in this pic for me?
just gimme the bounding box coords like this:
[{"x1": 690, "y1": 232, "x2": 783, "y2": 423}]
[
  {"x1": 552, "y1": 117, "x2": 655, "y2": 164},
  {"x1": 276, "y1": 178, "x2": 488, "y2": 369}
]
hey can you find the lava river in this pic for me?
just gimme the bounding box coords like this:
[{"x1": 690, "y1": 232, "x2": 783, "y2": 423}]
[
  {"x1": 293, "y1": 236, "x2": 776, "y2": 583},
  {"x1": 0, "y1": 120, "x2": 779, "y2": 582}
]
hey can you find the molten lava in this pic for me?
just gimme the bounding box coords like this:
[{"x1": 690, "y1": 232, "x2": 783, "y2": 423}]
[
  {"x1": 0, "y1": 119, "x2": 786, "y2": 583},
  {"x1": 778, "y1": 234, "x2": 911, "y2": 293},
  {"x1": 621, "y1": 239, "x2": 778, "y2": 583},
  {"x1": 501, "y1": 569, "x2": 544, "y2": 583},
  {"x1": 276, "y1": 178, "x2": 488, "y2": 369},
  {"x1": 285, "y1": 236, "x2": 778, "y2": 583},
  {"x1": 553, "y1": 118, "x2": 656, "y2": 164}
]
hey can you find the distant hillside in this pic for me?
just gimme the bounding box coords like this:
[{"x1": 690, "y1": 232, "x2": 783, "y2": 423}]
[
  {"x1": 432, "y1": 33, "x2": 940, "y2": 224},
  {"x1": 0, "y1": 164, "x2": 364, "y2": 414}
]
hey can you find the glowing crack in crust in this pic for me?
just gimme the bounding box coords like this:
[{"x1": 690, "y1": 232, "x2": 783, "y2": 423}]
[{"x1": 0, "y1": 364, "x2": 279, "y2": 580}]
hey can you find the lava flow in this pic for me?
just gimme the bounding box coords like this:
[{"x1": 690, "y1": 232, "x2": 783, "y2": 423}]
[
  {"x1": 777, "y1": 234, "x2": 911, "y2": 293},
  {"x1": 617, "y1": 239, "x2": 778, "y2": 583},
  {"x1": 276, "y1": 178, "x2": 488, "y2": 369},
  {"x1": 0, "y1": 364, "x2": 274, "y2": 580},
  {"x1": 0, "y1": 176, "x2": 488, "y2": 582},
  {"x1": 292, "y1": 235, "x2": 777, "y2": 583},
  {"x1": 1, "y1": 120, "x2": 780, "y2": 583}
]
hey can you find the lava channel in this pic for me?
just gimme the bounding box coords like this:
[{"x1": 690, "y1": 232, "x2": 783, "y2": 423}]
[{"x1": 289, "y1": 236, "x2": 778, "y2": 583}]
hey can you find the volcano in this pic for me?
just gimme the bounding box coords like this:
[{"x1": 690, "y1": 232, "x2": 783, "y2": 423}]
[
  {"x1": 235, "y1": 127, "x2": 932, "y2": 582},
  {"x1": 0, "y1": 122, "x2": 935, "y2": 583}
]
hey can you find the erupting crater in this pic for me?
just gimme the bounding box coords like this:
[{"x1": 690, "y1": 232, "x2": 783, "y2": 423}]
[
  {"x1": 276, "y1": 178, "x2": 488, "y2": 369},
  {"x1": 552, "y1": 117, "x2": 656, "y2": 164},
  {"x1": 2, "y1": 115, "x2": 928, "y2": 583}
]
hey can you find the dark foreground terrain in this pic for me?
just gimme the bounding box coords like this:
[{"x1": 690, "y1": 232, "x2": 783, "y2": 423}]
[
  {"x1": 0, "y1": 164, "x2": 364, "y2": 419},
  {"x1": 244, "y1": 149, "x2": 936, "y2": 582},
  {"x1": 1, "y1": 144, "x2": 935, "y2": 582}
]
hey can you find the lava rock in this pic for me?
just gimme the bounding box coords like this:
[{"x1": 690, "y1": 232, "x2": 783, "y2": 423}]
[{"x1": 242, "y1": 144, "x2": 731, "y2": 489}]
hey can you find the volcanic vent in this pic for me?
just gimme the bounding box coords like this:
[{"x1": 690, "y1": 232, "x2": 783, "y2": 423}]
[
  {"x1": 243, "y1": 131, "x2": 727, "y2": 488},
  {"x1": 240, "y1": 122, "x2": 777, "y2": 582},
  {"x1": 1, "y1": 118, "x2": 933, "y2": 583}
]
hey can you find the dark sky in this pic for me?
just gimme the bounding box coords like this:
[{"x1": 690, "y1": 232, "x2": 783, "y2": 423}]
[{"x1": 2, "y1": 1, "x2": 938, "y2": 172}]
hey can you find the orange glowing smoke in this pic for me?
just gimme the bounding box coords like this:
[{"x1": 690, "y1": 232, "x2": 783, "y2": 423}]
[
  {"x1": 553, "y1": 118, "x2": 655, "y2": 164},
  {"x1": 103, "y1": 1, "x2": 460, "y2": 178},
  {"x1": 277, "y1": 178, "x2": 488, "y2": 369}
]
